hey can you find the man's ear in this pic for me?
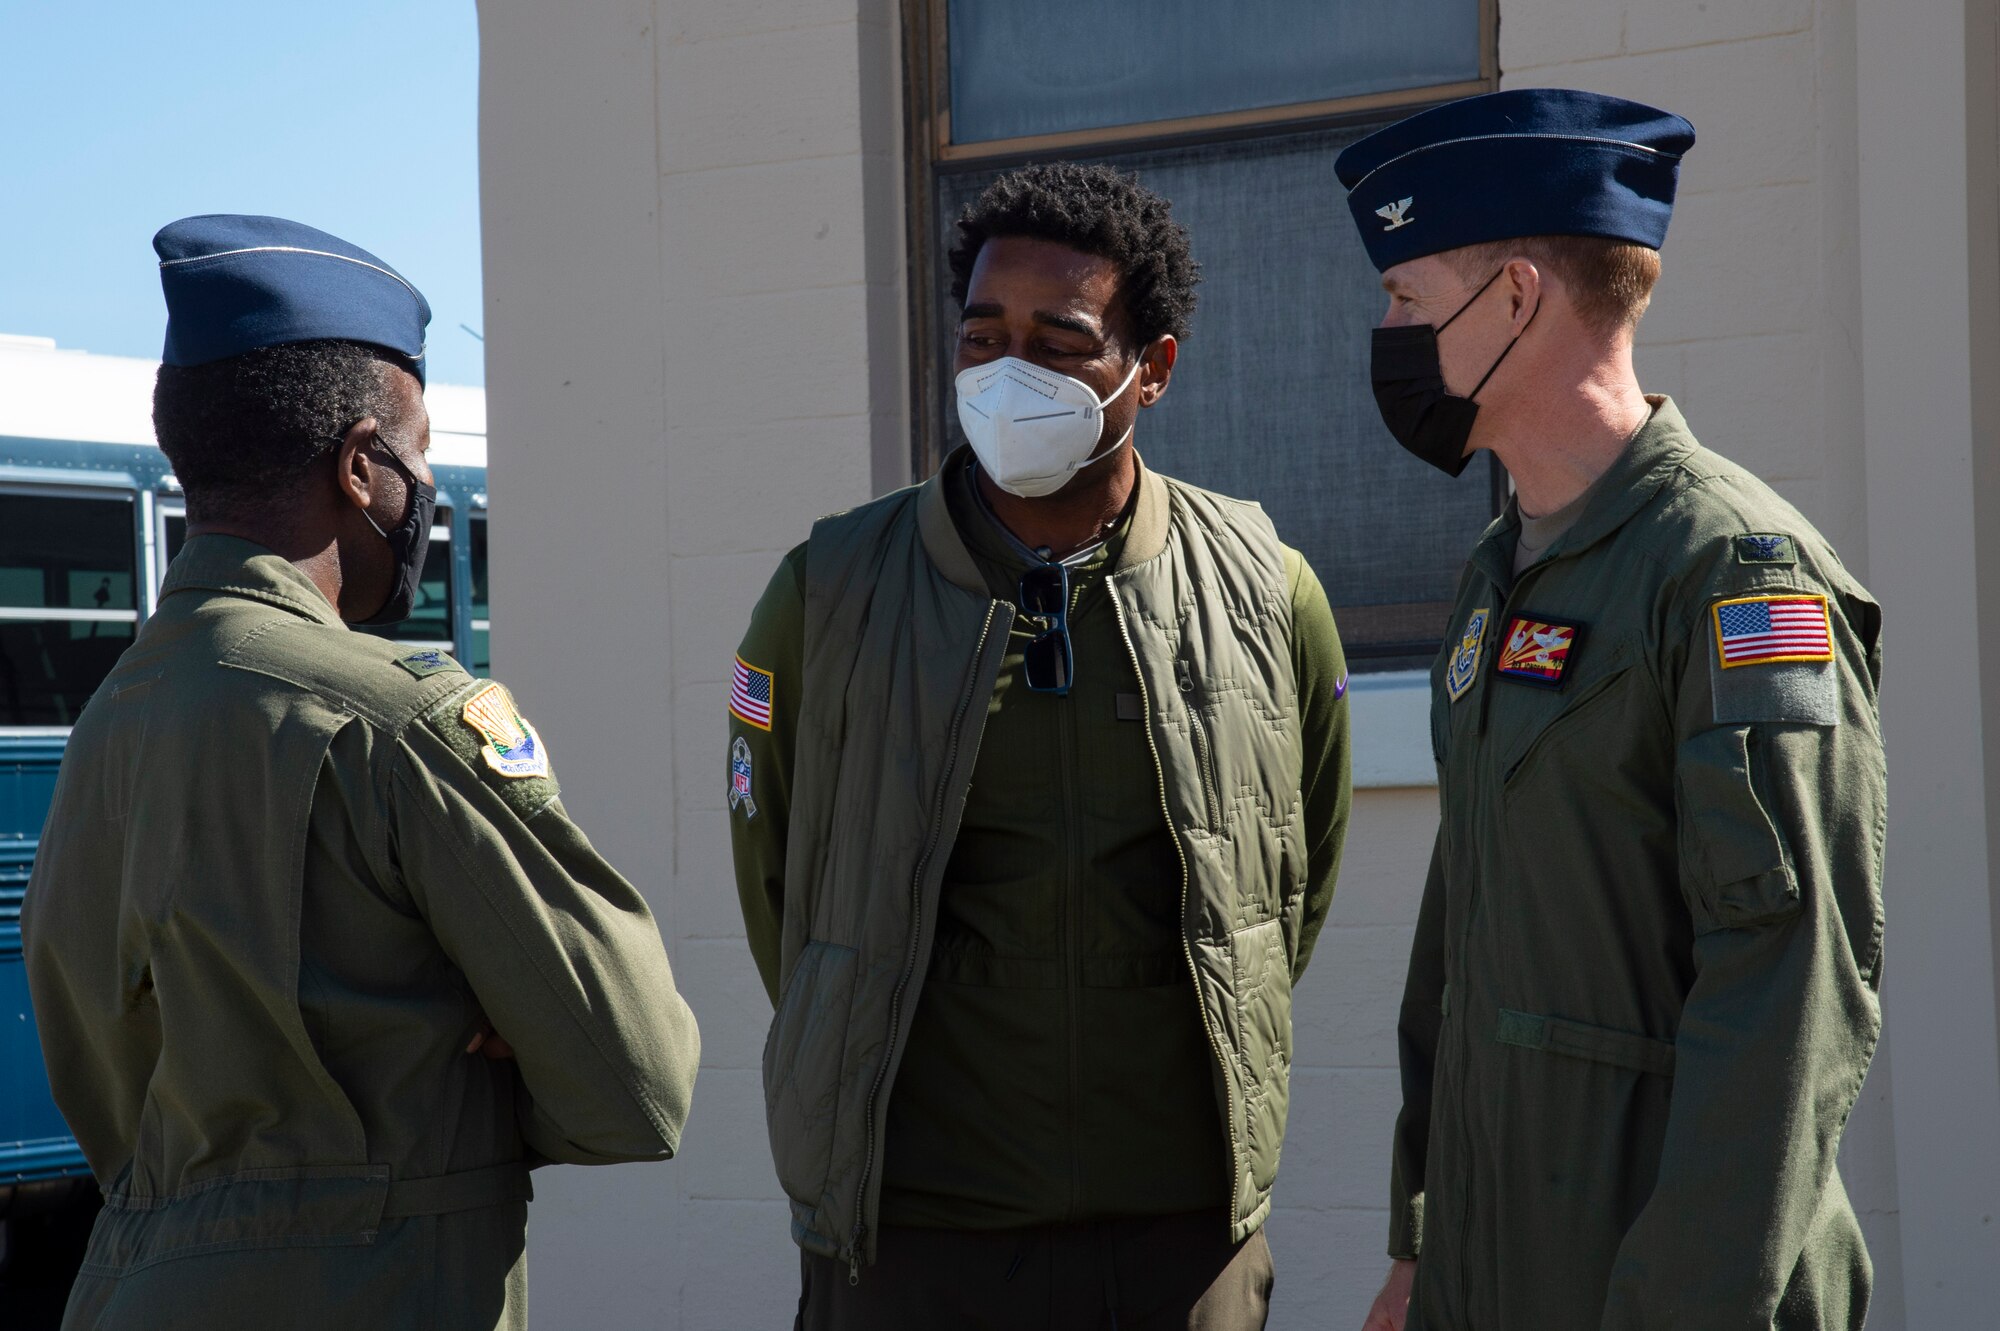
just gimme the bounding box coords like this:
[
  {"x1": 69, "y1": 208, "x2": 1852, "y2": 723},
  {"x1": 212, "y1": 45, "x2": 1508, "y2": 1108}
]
[
  {"x1": 1505, "y1": 258, "x2": 1543, "y2": 332},
  {"x1": 335, "y1": 417, "x2": 382, "y2": 514},
  {"x1": 1139, "y1": 335, "x2": 1178, "y2": 407}
]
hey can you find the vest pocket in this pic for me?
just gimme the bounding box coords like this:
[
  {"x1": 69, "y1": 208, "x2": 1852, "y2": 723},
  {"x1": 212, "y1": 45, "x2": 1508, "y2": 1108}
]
[
  {"x1": 1673, "y1": 726, "x2": 1799, "y2": 931},
  {"x1": 763, "y1": 939, "x2": 859, "y2": 1204}
]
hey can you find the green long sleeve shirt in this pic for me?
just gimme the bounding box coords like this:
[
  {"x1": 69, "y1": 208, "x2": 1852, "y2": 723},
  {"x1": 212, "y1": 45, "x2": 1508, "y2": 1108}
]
[{"x1": 731, "y1": 458, "x2": 1350, "y2": 1229}]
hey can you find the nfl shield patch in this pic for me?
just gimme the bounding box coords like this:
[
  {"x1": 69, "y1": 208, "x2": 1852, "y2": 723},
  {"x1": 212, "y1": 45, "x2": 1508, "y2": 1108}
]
[
  {"x1": 1712, "y1": 593, "x2": 1833, "y2": 668},
  {"x1": 1495, "y1": 614, "x2": 1584, "y2": 688},
  {"x1": 731, "y1": 656, "x2": 775, "y2": 731},
  {"x1": 728, "y1": 736, "x2": 758, "y2": 819},
  {"x1": 460, "y1": 683, "x2": 551, "y2": 779},
  {"x1": 1446, "y1": 609, "x2": 1490, "y2": 702}
]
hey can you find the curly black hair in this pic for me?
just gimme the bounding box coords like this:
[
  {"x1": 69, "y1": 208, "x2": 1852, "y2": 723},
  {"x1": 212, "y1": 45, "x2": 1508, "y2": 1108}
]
[
  {"x1": 152, "y1": 340, "x2": 419, "y2": 524},
  {"x1": 947, "y1": 162, "x2": 1200, "y2": 346}
]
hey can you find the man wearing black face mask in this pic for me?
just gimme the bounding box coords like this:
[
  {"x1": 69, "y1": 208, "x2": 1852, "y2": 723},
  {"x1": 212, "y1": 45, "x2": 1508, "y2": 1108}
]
[
  {"x1": 1335, "y1": 93, "x2": 1887, "y2": 1331},
  {"x1": 24, "y1": 215, "x2": 700, "y2": 1331}
]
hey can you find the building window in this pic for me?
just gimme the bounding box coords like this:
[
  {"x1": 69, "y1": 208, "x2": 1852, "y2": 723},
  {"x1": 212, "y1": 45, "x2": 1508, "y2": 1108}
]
[{"x1": 906, "y1": 0, "x2": 1498, "y2": 670}]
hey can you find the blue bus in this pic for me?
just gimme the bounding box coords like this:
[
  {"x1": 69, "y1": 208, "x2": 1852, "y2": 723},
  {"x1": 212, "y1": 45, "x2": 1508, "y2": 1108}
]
[{"x1": 0, "y1": 335, "x2": 490, "y2": 1281}]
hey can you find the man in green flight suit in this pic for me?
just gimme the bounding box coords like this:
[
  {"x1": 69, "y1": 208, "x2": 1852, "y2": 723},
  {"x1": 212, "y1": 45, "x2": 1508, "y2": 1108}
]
[
  {"x1": 1337, "y1": 94, "x2": 1886, "y2": 1330},
  {"x1": 24, "y1": 215, "x2": 701, "y2": 1331},
  {"x1": 728, "y1": 165, "x2": 1352, "y2": 1328}
]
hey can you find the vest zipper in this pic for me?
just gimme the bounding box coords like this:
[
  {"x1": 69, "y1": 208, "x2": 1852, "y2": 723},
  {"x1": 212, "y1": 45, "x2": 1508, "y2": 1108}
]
[
  {"x1": 1110, "y1": 591, "x2": 1242, "y2": 1221},
  {"x1": 846, "y1": 599, "x2": 1002, "y2": 1282}
]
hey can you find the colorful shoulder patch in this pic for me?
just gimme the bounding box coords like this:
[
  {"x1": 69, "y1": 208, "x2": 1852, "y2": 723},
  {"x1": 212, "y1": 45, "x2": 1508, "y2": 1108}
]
[
  {"x1": 460, "y1": 682, "x2": 551, "y2": 779},
  {"x1": 728, "y1": 736, "x2": 758, "y2": 820},
  {"x1": 1733, "y1": 533, "x2": 1797, "y2": 566},
  {"x1": 396, "y1": 648, "x2": 462, "y2": 678},
  {"x1": 730, "y1": 656, "x2": 774, "y2": 731},
  {"x1": 1712, "y1": 593, "x2": 1833, "y2": 668},
  {"x1": 1494, "y1": 614, "x2": 1585, "y2": 688},
  {"x1": 1445, "y1": 608, "x2": 1490, "y2": 702}
]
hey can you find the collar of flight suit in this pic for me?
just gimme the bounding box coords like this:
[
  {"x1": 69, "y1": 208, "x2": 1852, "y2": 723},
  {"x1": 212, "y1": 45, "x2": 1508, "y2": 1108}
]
[
  {"x1": 1471, "y1": 394, "x2": 1699, "y2": 592},
  {"x1": 917, "y1": 444, "x2": 1173, "y2": 597},
  {"x1": 159, "y1": 533, "x2": 349, "y2": 628}
]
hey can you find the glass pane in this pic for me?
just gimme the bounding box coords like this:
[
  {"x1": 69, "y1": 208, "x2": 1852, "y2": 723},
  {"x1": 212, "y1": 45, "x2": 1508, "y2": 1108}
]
[
  {"x1": 356, "y1": 516, "x2": 454, "y2": 646},
  {"x1": 0, "y1": 493, "x2": 136, "y2": 611},
  {"x1": 468, "y1": 516, "x2": 489, "y2": 624},
  {"x1": 948, "y1": 0, "x2": 1481, "y2": 144},
  {"x1": 0, "y1": 620, "x2": 136, "y2": 726},
  {"x1": 164, "y1": 514, "x2": 188, "y2": 567},
  {"x1": 469, "y1": 626, "x2": 490, "y2": 675},
  {"x1": 934, "y1": 121, "x2": 1496, "y2": 668}
]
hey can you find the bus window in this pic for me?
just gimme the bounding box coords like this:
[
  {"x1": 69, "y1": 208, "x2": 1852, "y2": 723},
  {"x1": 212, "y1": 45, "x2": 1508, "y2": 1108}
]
[
  {"x1": 468, "y1": 514, "x2": 489, "y2": 673},
  {"x1": 163, "y1": 513, "x2": 188, "y2": 567},
  {"x1": 357, "y1": 514, "x2": 454, "y2": 650},
  {"x1": 0, "y1": 492, "x2": 139, "y2": 727}
]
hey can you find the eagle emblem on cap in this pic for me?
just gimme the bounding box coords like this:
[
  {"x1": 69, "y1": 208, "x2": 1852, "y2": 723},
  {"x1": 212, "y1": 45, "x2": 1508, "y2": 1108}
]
[{"x1": 1376, "y1": 197, "x2": 1415, "y2": 231}]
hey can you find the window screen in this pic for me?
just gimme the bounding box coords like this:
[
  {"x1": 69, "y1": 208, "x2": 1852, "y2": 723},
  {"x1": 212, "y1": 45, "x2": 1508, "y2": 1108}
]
[
  {"x1": 947, "y1": 0, "x2": 1481, "y2": 144},
  {"x1": 934, "y1": 122, "x2": 1496, "y2": 668},
  {"x1": 0, "y1": 491, "x2": 139, "y2": 726}
]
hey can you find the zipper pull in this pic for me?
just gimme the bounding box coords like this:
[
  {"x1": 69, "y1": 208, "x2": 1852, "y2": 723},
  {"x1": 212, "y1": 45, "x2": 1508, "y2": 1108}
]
[
  {"x1": 848, "y1": 1247, "x2": 860, "y2": 1286},
  {"x1": 1176, "y1": 659, "x2": 1194, "y2": 694}
]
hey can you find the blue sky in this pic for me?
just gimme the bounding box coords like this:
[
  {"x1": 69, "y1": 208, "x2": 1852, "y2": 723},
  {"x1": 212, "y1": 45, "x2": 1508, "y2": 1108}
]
[{"x1": 0, "y1": 2, "x2": 486, "y2": 385}]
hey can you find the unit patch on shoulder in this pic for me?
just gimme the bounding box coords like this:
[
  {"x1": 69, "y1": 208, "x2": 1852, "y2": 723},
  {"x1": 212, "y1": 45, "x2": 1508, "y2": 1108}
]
[
  {"x1": 1494, "y1": 614, "x2": 1585, "y2": 689},
  {"x1": 729, "y1": 736, "x2": 758, "y2": 820},
  {"x1": 1446, "y1": 609, "x2": 1490, "y2": 703},
  {"x1": 396, "y1": 648, "x2": 462, "y2": 678},
  {"x1": 1734, "y1": 533, "x2": 1797, "y2": 566},
  {"x1": 730, "y1": 656, "x2": 774, "y2": 731},
  {"x1": 460, "y1": 682, "x2": 551, "y2": 779},
  {"x1": 1712, "y1": 593, "x2": 1833, "y2": 669}
]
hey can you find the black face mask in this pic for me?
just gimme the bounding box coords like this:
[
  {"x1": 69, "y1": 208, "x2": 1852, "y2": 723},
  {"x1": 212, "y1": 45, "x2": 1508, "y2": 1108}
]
[
  {"x1": 356, "y1": 441, "x2": 437, "y2": 626},
  {"x1": 1370, "y1": 268, "x2": 1537, "y2": 478}
]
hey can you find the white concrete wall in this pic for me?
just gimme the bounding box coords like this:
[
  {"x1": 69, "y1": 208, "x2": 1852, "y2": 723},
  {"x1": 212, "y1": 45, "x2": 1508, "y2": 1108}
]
[{"x1": 477, "y1": 0, "x2": 2000, "y2": 1325}]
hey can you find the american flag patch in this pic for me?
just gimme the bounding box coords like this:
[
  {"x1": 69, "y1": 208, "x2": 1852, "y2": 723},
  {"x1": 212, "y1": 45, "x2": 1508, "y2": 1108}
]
[
  {"x1": 1712, "y1": 594, "x2": 1834, "y2": 669},
  {"x1": 730, "y1": 656, "x2": 774, "y2": 730}
]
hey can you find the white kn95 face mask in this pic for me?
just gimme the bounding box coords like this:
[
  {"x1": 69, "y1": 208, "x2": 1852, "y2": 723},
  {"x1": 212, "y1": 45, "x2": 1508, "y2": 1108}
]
[{"x1": 954, "y1": 355, "x2": 1143, "y2": 498}]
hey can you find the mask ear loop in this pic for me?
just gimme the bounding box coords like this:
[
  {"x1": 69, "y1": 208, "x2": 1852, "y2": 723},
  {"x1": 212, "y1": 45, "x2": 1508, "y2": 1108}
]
[
  {"x1": 1465, "y1": 289, "x2": 1542, "y2": 401},
  {"x1": 1436, "y1": 266, "x2": 1508, "y2": 334}
]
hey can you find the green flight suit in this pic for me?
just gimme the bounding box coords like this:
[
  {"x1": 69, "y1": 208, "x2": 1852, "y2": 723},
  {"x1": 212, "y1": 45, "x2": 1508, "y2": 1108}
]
[
  {"x1": 1394, "y1": 399, "x2": 1885, "y2": 1330},
  {"x1": 25, "y1": 536, "x2": 701, "y2": 1331}
]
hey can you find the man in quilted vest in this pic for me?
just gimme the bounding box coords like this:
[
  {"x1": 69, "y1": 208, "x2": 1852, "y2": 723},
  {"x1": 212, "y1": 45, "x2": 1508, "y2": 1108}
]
[{"x1": 729, "y1": 164, "x2": 1352, "y2": 1329}]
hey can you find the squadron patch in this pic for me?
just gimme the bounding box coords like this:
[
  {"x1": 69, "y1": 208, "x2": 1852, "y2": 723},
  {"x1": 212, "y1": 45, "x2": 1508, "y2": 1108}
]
[
  {"x1": 1712, "y1": 594, "x2": 1833, "y2": 669},
  {"x1": 1734, "y1": 533, "x2": 1797, "y2": 566},
  {"x1": 1446, "y1": 609, "x2": 1490, "y2": 702},
  {"x1": 459, "y1": 683, "x2": 551, "y2": 780},
  {"x1": 1494, "y1": 614, "x2": 1584, "y2": 688},
  {"x1": 729, "y1": 736, "x2": 758, "y2": 820},
  {"x1": 396, "y1": 648, "x2": 461, "y2": 678},
  {"x1": 730, "y1": 656, "x2": 774, "y2": 731}
]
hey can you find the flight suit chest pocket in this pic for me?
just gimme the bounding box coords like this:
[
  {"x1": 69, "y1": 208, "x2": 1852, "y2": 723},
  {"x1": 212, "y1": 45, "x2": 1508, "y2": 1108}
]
[
  {"x1": 1497, "y1": 645, "x2": 1637, "y2": 797},
  {"x1": 1673, "y1": 725, "x2": 1798, "y2": 931}
]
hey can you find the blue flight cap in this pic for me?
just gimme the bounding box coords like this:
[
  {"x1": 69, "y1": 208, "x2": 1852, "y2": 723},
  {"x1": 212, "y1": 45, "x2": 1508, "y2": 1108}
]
[
  {"x1": 1334, "y1": 89, "x2": 1695, "y2": 272},
  {"x1": 154, "y1": 215, "x2": 431, "y2": 384}
]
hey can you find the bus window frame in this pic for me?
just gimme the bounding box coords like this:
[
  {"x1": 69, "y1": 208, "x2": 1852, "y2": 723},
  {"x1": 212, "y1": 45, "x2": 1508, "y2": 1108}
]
[{"x1": 0, "y1": 481, "x2": 143, "y2": 734}]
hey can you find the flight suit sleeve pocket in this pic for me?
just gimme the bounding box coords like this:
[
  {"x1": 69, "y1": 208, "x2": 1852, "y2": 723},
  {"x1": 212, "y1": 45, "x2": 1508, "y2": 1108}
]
[{"x1": 1674, "y1": 725, "x2": 1799, "y2": 932}]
